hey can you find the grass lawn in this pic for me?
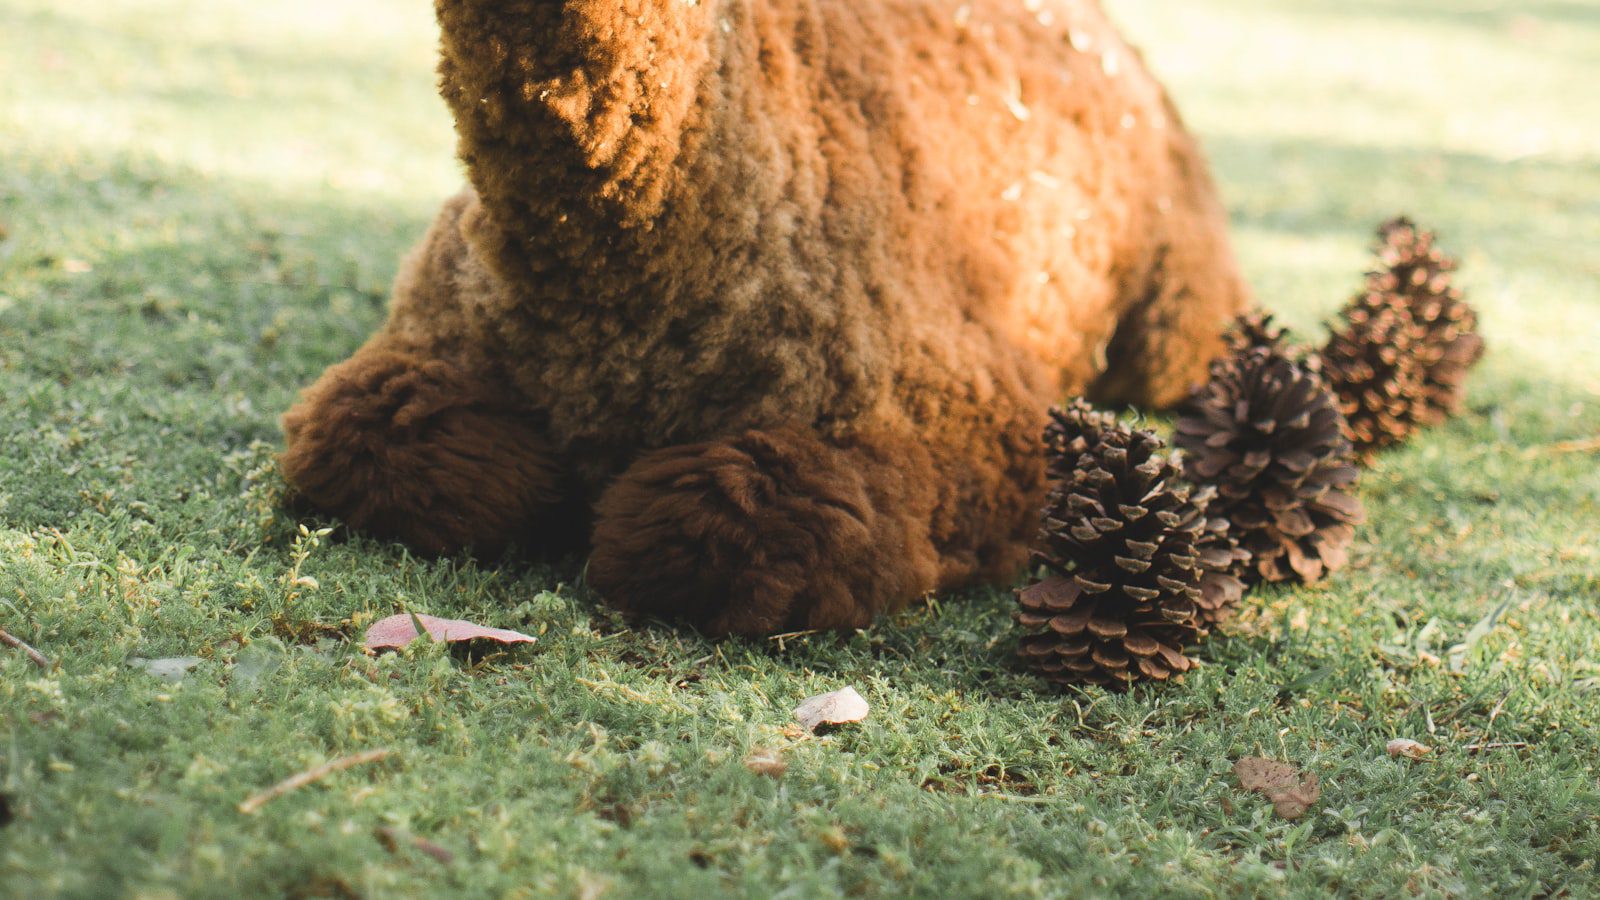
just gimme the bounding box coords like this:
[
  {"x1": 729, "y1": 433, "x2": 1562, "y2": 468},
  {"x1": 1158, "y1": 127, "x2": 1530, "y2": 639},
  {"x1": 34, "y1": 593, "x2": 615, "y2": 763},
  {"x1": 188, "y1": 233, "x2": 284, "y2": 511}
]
[{"x1": 2, "y1": 0, "x2": 1598, "y2": 895}]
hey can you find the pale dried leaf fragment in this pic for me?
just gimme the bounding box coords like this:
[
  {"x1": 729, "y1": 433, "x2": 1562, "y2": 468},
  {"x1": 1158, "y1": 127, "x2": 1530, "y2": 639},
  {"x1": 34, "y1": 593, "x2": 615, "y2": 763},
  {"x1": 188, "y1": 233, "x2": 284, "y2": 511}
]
[
  {"x1": 743, "y1": 748, "x2": 787, "y2": 779},
  {"x1": 1233, "y1": 756, "x2": 1322, "y2": 820},
  {"x1": 364, "y1": 614, "x2": 536, "y2": 650},
  {"x1": 129, "y1": 656, "x2": 204, "y2": 683},
  {"x1": 1386, "y1": 738, "x2": 1432, "y2": 759},
  {"x1": 1273, "y1": 775, "x2": 1321, "y2": 819},
  {"x1": 229, "y1": 638, "x2": 287, "y2": 696},
  {"x1": 793, "y1": 687, "x2": 869, "y2": 731},
  {"x1": 1447, "y1": 596, "x2": 1511, "y2": 674}
]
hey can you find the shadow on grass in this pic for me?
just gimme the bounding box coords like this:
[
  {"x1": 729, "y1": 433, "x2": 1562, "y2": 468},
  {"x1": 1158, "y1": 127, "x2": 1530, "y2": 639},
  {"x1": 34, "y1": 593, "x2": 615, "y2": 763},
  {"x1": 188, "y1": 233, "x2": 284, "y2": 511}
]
[
  {"x1": 2, "y1": 118, "x2": 1594, "y2": 728},
  {"x1": 1303, "y1": 0, "x2": 1600, "y2": 31},
  {"x1": 1206, "y1": 132, "x2": 1600, "y2": 253},
  {"x1": 0, "y1": 149, "x2": 434, "y2": 386},
  {"x1": 1, "y1": 3, "x2": 430, "y2": 99},
  {"x1": 0, "y1": 146, "x2": 439, "y2": 533}
]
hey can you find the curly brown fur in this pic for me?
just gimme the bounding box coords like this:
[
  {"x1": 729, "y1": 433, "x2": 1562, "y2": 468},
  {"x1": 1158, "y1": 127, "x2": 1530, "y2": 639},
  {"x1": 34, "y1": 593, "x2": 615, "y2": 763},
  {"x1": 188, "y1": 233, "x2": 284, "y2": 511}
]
[
  {"x1": 589, "y1": 427, "x2": 942, "y2": 637},
  {"x1": 281, "y1": 349, "x2": 562, "y2": 557},
  {"x1": 281, "y1": 0, "x2": 1249, "y2": 633}
]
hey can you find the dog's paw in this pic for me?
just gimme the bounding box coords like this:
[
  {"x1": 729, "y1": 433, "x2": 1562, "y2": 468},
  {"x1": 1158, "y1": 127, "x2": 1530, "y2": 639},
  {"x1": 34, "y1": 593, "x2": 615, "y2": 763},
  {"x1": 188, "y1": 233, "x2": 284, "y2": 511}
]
[
  {"x1": 588, "y1": 428, "x2": 913, "y2": 637},
  {"x1": 280, "y1": 350, "x2": 560, "y2": 556}
]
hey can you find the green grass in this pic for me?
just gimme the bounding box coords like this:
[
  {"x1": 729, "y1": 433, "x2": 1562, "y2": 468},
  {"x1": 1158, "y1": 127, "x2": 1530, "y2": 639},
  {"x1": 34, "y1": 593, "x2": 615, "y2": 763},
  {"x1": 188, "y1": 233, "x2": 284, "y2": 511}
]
[{"x1": 2, "y1": 0, "x2": 1598, "y2": 895}]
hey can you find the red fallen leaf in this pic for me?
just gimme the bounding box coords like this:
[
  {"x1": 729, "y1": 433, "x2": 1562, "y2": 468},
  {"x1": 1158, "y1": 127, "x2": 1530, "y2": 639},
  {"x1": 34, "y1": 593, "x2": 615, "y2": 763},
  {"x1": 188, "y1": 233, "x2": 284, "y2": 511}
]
[{"x1": 363, "y1": 614, "x2": 536, "y2": 651}]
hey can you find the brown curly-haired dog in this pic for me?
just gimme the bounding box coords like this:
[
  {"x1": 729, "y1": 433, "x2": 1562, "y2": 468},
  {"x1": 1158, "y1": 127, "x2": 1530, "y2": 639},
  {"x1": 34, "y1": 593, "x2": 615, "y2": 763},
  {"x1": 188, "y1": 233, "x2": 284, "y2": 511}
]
[{"x1": 281, "y1": 0, "x2": 1249, "y2": 636}]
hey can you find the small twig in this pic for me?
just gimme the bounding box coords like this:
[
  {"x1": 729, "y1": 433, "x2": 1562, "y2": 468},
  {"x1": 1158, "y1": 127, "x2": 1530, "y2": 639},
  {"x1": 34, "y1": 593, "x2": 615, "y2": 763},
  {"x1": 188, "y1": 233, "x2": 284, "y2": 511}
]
[
  {"x1": 977, "y1": 792, "x2": 1056, "y2": 804},
  {"x1": 1462, "y1": 741, "x2": 1530, "y2": 753},
  {"x1": 767, "y1": 629, "x2": 822, "y2": 642},
  {"x1": 767, "y1": 629, "x2": 822, "y2": 651},
  {"x1": 1523, "y1": 436, "x2": 1600, "y2": 457},
  {"x1": 575, "y1": 676, "x2": 660, "y2": 705},
  {"x1": 374, "y1": 826, "x2": 455, "y2": 865},
  {"x1": 238, "y1": 749, "x2": 393, "y2": 814},
  {"x1": 0, "y1": 627, "x2": 53, "y2": 670},
  {"x1": 1487, "y1": 690, "x2": 1512, "y2": 725}
]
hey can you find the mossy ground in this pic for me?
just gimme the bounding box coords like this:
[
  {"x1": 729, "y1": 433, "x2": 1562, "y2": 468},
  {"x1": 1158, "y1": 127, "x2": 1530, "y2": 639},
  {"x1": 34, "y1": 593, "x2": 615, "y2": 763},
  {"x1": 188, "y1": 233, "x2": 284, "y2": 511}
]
[{"x1": 2, "y1": 0, "x2": 1597, "y2": 896}]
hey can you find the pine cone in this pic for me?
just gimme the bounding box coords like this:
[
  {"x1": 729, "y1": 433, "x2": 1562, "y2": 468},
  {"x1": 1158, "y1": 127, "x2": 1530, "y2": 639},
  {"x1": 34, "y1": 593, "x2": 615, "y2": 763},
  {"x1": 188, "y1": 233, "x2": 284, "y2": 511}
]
[
  {"x1": 1194, "y1": 510, "x2": 1251, "y2": 624},
  {"x1": 1319, "y1": 296, "x2": 1423, "y2": 456},
  {"x1": 1373, "y1": 217, "x2": 1485, "y2": 424},
  {"x1": 1042, "y1": 398, "x2": 1121, "y2": 481},
  {"x1": 1420, "y1": 328, "x2": 1484, "y2": 425},
  {"x1": 1224, "y1": 309, "x2": 1293, "y2": 358},
  {"x1": 1016, "y1": 424, "x2": 1208, "y2": 687},
  {"x1": 1176, "y1": 347, "x2": 1365, "y2": 584},
  {"x1": 1321, "y1": 217, "x2": 1483, "y2": 455}
]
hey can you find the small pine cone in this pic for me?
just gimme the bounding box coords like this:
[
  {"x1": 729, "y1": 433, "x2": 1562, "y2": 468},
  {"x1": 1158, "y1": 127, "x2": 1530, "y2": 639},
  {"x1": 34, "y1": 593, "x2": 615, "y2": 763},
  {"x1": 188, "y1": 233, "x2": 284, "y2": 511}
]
[
  {"x1": 1322, "y1": 217, "x2": 1484, "y2": 454},
  {"x1": 1224, "y1": 309, "x2": 1292, "y2": 358},
  {"x1": 1321, "y1": 287, "x2": 1430, "y2": 457},
  {"x1": 1419, "y1": 329, "x2": 1484, "y2": 425},
  {"x1": 1176, "y1": 347, "x2": 1365, "y2": 585},
  {"x1": 1374, "y1": 218, "x2": 1485, "y2": 424},
  {"x1": 1042, "y1": 398, "x2": 1121, "y2": 481},
  {"x1": 1016, "y1": 426, "x2": 1207, "y2": 687}
]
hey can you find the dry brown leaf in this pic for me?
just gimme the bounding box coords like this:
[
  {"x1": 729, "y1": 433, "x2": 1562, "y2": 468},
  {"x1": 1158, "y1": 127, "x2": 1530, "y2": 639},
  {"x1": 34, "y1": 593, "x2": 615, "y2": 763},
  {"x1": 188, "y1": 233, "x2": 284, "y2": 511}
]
[
  {"x1": 742, "y1": 748, "x2": 787, "y2": 779},
  {"x1": 1233, "y1": 756, "x2": 1298, "y2": 793},
  {"x1": 1386, "y1": 738, "x2": 1432, "y2": 759},
  {"x1": 1233, "y1": 756, "x2": 1322, "y2": 820},
  {"x1": 1267, "y1": 773, "x2": 1320, "y2": 820},
  {"x1": 364, "y1": 614, "x2": 536, "y2": 650},
  {"x1": 793, "y1": 687, "x2": 869, "y2": 731}
]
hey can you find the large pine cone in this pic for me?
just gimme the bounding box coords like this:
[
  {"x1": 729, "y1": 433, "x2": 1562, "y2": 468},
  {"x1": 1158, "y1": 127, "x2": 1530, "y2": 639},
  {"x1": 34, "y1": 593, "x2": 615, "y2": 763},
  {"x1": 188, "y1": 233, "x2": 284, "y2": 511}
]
[
  {"x1": 1016, "y1": 423, "x2": 1214, "y2": 687},
  {"x1": 1176, "y1": 347, "x2": 1365, "y2": 584}
]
